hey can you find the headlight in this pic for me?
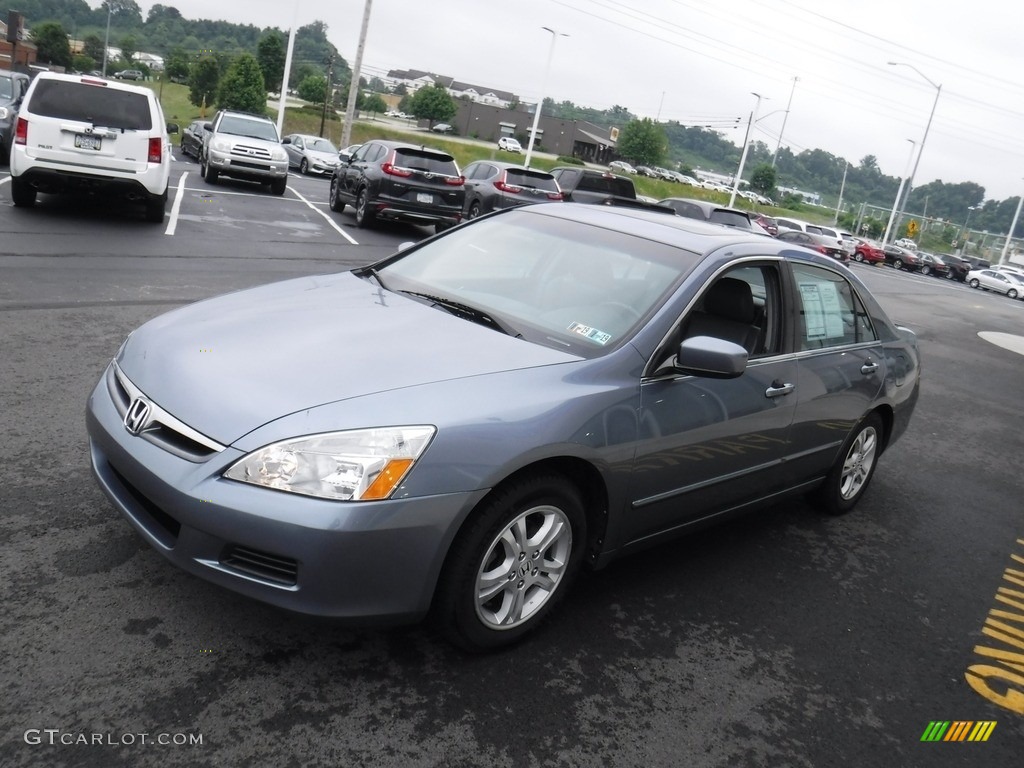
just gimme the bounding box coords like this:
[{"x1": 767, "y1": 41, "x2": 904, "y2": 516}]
[
  {"x1": 271, "y1": 147, "x2": 288, "y2": 162},
  {"x1": 211, "y1": 138, "x2": 231, "y2": 153},
  {"x1": 224, "y1": 426, "x2": 435, "y2": 501}
]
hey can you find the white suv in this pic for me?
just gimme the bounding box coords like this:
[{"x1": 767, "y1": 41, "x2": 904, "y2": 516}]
[
  {"x1": 497, "y1": 136, "x2": 522, "y2": 153},
  {"x1": 8, "y1": 72, "x2": 174, "y2": 223}
]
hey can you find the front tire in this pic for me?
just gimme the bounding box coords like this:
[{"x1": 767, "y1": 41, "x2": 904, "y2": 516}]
[
  {"x1": 270, "y1": 177, "x2": 287, "y2": 196},
  {"x1": 201, "y1": 154, "x2": 218, "y2": 184},
  {"x1": 969, "y1": 278, "x2": 980, "y2": 288},
  {"x1": 854, "y1": 252, "x2": 864, "y2": 262},
  {"x1": 467, "y1": 201, "x2": 482, "y2": 220},
  {"x1": 893, "y1": 259, "x2": 904, "y2": 270},
  {"x1": 434, "y1": 474, "x2": 587, "y2": 652},
  {"x1": 328, "y1": 176, "x2": 345, "y2": 213},
  {"x1": 921, "y1": 266, "x2": 931, "y2": 276},
  {"x1": 811, "y1": 413, "x2": 884, "y2": 515},
  {"x1": 1009, "y1": 289, "x2": 1019, "y2": 300},
  {"x1": 299, "y1": 158, "x2": 309, "y2": 175}
]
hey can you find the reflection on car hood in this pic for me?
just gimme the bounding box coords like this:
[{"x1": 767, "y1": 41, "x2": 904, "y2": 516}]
[
  {"x1": 306, "y1": 150, "x2": 338, "y2": 163},
  {"x1": 117, "y1": 272, "x2": 578, "y2": 444}
]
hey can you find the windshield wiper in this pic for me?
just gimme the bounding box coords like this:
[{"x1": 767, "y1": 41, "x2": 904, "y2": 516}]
[{"x1": 399, "y1": 291, "x2": 521, "y2": 337}]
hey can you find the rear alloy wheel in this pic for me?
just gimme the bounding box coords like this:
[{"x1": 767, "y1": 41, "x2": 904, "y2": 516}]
[
  {"x1": 10, "y1": 177, "x2": 36, "y2": 207},
  {"x1": 969, "y1": 278, "x2": 980, "y2": 289},
  {"x1": 921, "y1": 266, "x2": 931, "y2": 276},
  {"x1": 354, "y1": 188, "x2": 375, "y2": 228},
  {"x1": 467, "y1": 201, "x2": 482, "y2": 220},
  {"x1": 434, "y1": 474, "x2": 586, "y2": 652},
  {"x1": 328, "y1": 176, "x2": 345, "y2": 213},
  {"x1": 854, "y1": 252, "x2": 864, "y2": 262},
  {"x1": 299, "y1": 158, "x2": 309, "y2": 175},
  {"x1": 1009, "y1": 289, "x2": 1019, "y2": 300},
  {"x1": 812, "y1": 413, "x2": 884, "y2": 516}
]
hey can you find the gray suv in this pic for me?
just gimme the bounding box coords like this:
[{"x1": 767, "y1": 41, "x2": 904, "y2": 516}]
[
  {"x1": 0, "y1": 71, "x2": 29, "y2": 165},
  {"x1": 200, "y1": 110, "x2": 289, "y2": 195}
]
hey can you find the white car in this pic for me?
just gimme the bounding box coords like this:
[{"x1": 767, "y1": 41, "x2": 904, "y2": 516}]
[
  {"x1": 9, "y1": 72, "x2": 174, "y2": 222},
  {"x1": 609, "y1": 160, "x2": 636, "y2": 174},
  {"x1": 967, "y1": 269, "x2": 1024, "y2": 299},
  {"x1": 497, "y1": 136, "x2": 522, "y2": 153},
  {"x1": 895, "y1": 238, "x2": 918, "y2": 250}
]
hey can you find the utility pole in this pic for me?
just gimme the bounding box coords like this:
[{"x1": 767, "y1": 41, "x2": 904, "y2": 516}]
[
  {"x1": 341, "y1": 0, "x2": 373, "y2": 150},
  {"x1": 319, "y1": 55, "x2": 334, "y2": 138}
]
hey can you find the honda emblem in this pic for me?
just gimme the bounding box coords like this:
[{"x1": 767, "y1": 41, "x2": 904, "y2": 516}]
[{"x1": 124, "y1": 397, "x2": 152, "y2": 435}]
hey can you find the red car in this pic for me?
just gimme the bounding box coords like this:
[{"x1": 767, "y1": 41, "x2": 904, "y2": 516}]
[
  {"x1": 851, "y1": 237, "x2": 886, "y2": 264},
  {"x1": 749, "y1": 212, "x2": 779, "y2": 236}
]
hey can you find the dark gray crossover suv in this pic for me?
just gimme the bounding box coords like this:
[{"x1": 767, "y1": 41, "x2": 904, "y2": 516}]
[
  {"x1": 0, "y1": 71, "x2": 30, "y2": 165},
  {"x1": 328, "y1": 139, "x2": 465, "y2": 232}
]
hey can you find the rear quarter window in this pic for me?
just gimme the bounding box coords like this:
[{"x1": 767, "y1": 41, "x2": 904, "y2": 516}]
[{"x1": 28, "y1": 80, "x2": 152, "y2": 130}]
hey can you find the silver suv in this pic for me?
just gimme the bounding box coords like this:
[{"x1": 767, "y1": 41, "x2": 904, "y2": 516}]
[
  {"x1": 8, "y1": 72, "x2": 175, "y2": 222},
  {"x1": 200, "y1": 110, "x2": 289, "y2": 195}
]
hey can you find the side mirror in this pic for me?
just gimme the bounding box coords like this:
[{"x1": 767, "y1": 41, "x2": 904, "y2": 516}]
[
  {"x1": 202, "y1": 122, "x2": 213, "y2": 132},
  {"x1": 166, "y1": 122, "x2": 179, "y2": 135},
  {"x1": 281, "y1": 137, "x2": 292, "y2": 144},
  {"x1": 675, "y1": 336, "x2": 747, "y2": 379}
]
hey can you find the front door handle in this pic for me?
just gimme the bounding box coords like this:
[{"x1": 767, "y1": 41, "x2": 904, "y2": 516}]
[
  {"x1": 765, "y1": 380, "x2": 795, "y2": 398},
  {"x1": 861, "y1": 361, "x2": 879, "y2": 375}
]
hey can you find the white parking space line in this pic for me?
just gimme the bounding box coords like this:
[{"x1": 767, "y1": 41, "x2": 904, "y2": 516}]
[
  {"x1": 287, "y1": 186, "x2": 359, "y2": 245},
  {"x1": 164, "y1": 172, "x2": 188, "y2": 236},
  {"x1": 0, "y1": 177, "x2": 9, "y2": 186}
]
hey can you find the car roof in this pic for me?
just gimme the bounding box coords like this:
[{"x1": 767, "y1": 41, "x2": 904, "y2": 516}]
[{"x1": 468, "y1": 160, "x2": 553, "y2": 174}]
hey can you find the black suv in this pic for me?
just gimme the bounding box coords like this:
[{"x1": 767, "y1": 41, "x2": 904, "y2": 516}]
[
  {"x1": 462, "y1": 160, "x2": 562, "y2": 219},
  {"x1": 328, "y1": 140, "x2": 465, "y2": 232}
]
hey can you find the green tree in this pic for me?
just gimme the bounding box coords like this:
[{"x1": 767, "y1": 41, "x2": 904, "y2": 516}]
[
  {"x1": 119, "y1": 34, "x2": 137, "y2": 64},
  {"x1": 83, "y1": 34, "x2": 105, "y2": 63},
  {"x1": 217, "y1": 54, "x2": 267, "y2": 114},
  {"x1": 101, "y1": 0, "x2": 143, "y2": 26},
  {"x1": 189, "y1": 56, "x2": 220, "y2": 110},
  {"x1": 165, "y1": 48, "x2": 191, "y2": 82},
  {"x1": 256, "y1": 31, "x2": 285, "y2": 94},
  {"x1": 361, "y1": 93, "x2": 387, "y2": 116},
  {"x1": 32, "y1": 22, "x2": 73, "y2": 69},
  {"x1": 297, "y1": 75, "x2": 327, "y2": 105},
  {"x1": 750, "y1": 164, "x2": 777, "y2": 196},
  {"x1": 407, "y1": 84, "x2": 456, "y2": 127},
  {"x1": 72, "y1": 54, "x2": 96, "y2": 72},
  {"x1": 616, "y1": 118, "x2": 667, "y2": 167},
  {"x1": 288, "y1": 62, "x2": 320, "y2": 90}
]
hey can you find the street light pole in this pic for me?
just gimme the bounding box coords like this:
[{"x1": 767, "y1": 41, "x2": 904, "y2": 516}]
[
  {"x1": 882, "y1": 139, "x2": 916, "y2": 247},
  {"x1": 888, "y1": 62, "x2": 941, "y2": 228},
  {"x1": 771, "y1": 76, "x2": 798, "y2": 168},
  {"x1": 524, "y1": 26, "x2": 567, "y2": 168},
  {"x1": 729, "y1": 92, "x2": 763, "y2": 208},
  {"x1": 959, "y1": 205, "x2": 976, "y2": 251},
  {"x1": 1000, "y1": 183, "x2": 1024, "y2": 264}
]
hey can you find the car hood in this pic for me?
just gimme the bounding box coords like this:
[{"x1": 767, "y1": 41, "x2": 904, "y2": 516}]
[
  {"x1": 117, "y1": 272, "x2": 579, "y2": 445},
  {"x1": 305, "y1": 150, "x2": 338, "y2": 163}
]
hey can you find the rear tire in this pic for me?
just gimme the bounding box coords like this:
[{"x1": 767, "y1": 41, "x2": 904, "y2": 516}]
[
  {"x1": 893, "y1": 259, "x2": 903, "y2": 270},
  {"x1": 10, "y1": 177, "x2": 36, "y2": 207},
  {"x1": 467, "y1": 201, "x2": 482, "y2": 220},
  {"x1": 433, "y1": 473, "x2": 587, "y2": 652},
  {"x1": 145, "y1": 190, "x2": 167, "y2": 223},
  {"x1": 969, "y1": 278, "x2": 980, "y2": 288},
  {"x1": 1009, "y1": 289, "x2": 1019, "y2": 300},
  {"x1": 921, "y1": 266, "x2": 931, "y2": 276},
  {"x1": 811, "y1": 413, "x2": 884, "y2": 516}
]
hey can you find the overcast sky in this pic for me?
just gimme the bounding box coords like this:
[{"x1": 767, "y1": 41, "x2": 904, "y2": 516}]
[{"x1": 140, "y1": 0, "x2": 1024, "y2": 203}]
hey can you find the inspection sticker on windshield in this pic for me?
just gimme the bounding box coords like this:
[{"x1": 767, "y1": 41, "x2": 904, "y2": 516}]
[{"x1": 567, "y1": 322, "x2": 611, "y2": 345}]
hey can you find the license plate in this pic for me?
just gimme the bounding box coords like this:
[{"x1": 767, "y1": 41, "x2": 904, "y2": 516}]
[
  {"x1": 75, "y1": 134, "x2": 102, "y2": 151},
  {"x1": 416, "y1": 192, "x2": 433, "y2": 204}
]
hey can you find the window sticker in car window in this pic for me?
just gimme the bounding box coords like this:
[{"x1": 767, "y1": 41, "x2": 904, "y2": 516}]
[
  {"x1": 567, "y1": 322, "x2": 612, "y2": 345},
  {"x1": 798, "y1": 282, "x2": 844, "y2": 340}
]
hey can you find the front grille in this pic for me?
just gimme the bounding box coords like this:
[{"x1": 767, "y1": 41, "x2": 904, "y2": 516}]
[
  {"x1": 221, "y1": 545, "x2": 298, "y2": 587},
  {"x1": 228, "y1": 159, "x2": 272, "y2": 171},
  {"x1": 230, "y1": 144, "x2": 272, "y2": 160},
  {"x1": 108, "y1": 463, "x2": 181, "y2": 545}
]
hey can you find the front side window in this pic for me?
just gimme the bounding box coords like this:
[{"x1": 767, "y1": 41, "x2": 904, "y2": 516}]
[{"x1": 792, "y1": 263, "x2": 877, "y2": 350}]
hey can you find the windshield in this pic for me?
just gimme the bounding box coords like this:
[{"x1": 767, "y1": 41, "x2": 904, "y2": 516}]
[
  {"x1": 218, "y1": 114, "x2": 280, "y2": 142},
  {"x1": 307, "y1": 138, "x2": 338, "y2": 153},
  {"x1": 374, "y1": 209, "x2": 696, "y2": 356},
  {"x1": 0, "y1": 76, "x2": 13, "y2": 100}
]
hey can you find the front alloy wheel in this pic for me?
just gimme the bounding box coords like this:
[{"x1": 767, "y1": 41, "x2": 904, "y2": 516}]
[
  {"x1": 328, "y1": 176, "x2": 345, "y2": 213},
  {"x1": 354, "y1": 188, "x2": 374, "y2": 227},
  {"x1": 435, "y1": 474, "x2": 586, "y2": 651},
  {"x1": 969, "y1": 278, "x2": 980, "y2": 288}
]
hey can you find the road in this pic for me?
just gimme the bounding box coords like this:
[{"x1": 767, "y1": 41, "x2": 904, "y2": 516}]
[{"x1": 1, "y1": 157, "x2": 1022, "y2": 767}]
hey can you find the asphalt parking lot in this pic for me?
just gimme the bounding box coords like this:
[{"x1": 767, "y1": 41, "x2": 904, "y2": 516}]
[{"x1": 2, "y1": 158, "x2": 1022, "y2": 767}]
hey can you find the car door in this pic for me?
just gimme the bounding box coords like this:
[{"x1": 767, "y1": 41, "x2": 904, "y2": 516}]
[
  {"x1": 341, "y1": 141, "x2": 379, "y2": 201},
  {"x1": 783, "y1": 261, "x2": 885, "y2": 482},
  {"x1": 284, "y1": 135, "x2": 301, "y2": 167},
  {"x1": 625, "y1": 260, "x2": 799, "y2": 545},
  {"x1": 462, "y1": 162, "x2": 498, "y2": 215}
]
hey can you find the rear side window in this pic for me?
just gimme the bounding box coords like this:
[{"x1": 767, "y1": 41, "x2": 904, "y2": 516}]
[
  {"x1": 792, "y1": 263, "x2": 877, "y2": 350},
  {"x1": 504, "y1": 169, "x2": 558, "y2": 191},
  {"x1": 28, "y1": 80, "x2": 152, "y2": 130},
  {"x1": 392, "y1": 148, "x2": 458, "y2": 175},
  {"x1": 575, "y1": 174, "x2": 635, "y2": 196}
]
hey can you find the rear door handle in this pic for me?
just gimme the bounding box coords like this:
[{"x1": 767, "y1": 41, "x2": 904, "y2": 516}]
[{"x1": 765, "y1": 381, "x2": 794, "y2": 398}]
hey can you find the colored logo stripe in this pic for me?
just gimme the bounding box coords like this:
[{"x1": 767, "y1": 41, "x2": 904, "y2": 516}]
[{"x1": 920, "y1": 721, "x2": 996, "y2": 742}]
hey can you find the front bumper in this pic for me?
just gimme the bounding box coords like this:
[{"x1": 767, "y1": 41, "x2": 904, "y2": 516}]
[
  {"x1": 85, "y1": 363, "x2": 484, "y2": 623},
  {"x1": 208, "y1": 149, "x2": 288, "y2": 181}
]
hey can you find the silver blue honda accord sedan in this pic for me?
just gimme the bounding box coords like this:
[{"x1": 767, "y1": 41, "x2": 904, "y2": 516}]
[{"x1": 86, "y1": 204, "x2": 920, "y2": 651}]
